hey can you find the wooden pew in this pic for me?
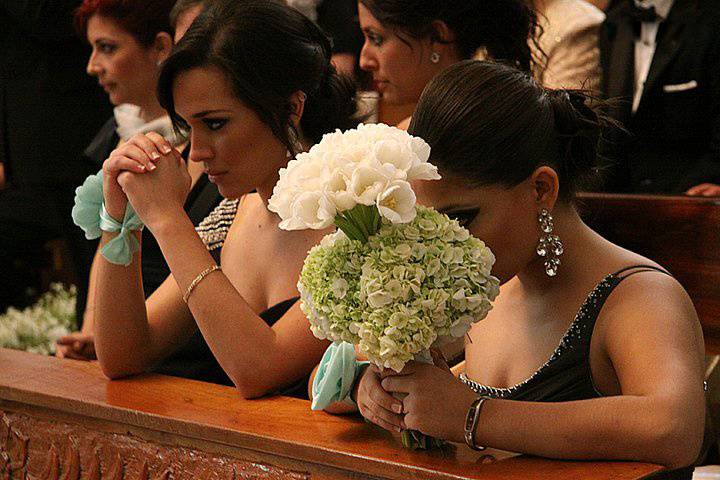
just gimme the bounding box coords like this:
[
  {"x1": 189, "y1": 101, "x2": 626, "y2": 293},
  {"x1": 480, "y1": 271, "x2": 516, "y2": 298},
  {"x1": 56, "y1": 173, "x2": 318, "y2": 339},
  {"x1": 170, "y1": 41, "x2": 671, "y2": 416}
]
[
  {"x1": 577, "y1": 193, "x2": 720, "y2": 352},
  {"x1": 0, "y1": 348, "x2": 663, "y2": 480}
]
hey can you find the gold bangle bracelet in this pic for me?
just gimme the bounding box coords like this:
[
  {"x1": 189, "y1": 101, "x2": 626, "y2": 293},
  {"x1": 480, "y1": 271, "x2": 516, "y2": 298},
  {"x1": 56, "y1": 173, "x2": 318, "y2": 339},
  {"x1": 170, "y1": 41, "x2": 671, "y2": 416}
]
[{"x1": 182, "y1": 264, "x2": 221, "y2": 303}]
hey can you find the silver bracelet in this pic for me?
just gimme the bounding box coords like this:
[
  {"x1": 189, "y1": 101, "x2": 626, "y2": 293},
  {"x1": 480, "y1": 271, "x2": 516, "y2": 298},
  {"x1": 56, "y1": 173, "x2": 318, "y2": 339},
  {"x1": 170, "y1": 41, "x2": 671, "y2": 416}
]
[
  {"x1": 183, "y1": 264, "x2": 221, "y2": 303},
  {"x1": 464, "y1": 397, "x2": 488, "y2": 451}
]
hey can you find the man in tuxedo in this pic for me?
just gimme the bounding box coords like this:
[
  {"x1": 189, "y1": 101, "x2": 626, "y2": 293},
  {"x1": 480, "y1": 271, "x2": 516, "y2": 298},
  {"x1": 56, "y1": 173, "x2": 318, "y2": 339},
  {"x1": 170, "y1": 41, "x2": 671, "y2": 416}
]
[
  {"x1": 0, "y1": 1, "x2": 112, "y2": 311},
  {"x1": 598, "y1": 0, "x2": 720, "y2": 195}
]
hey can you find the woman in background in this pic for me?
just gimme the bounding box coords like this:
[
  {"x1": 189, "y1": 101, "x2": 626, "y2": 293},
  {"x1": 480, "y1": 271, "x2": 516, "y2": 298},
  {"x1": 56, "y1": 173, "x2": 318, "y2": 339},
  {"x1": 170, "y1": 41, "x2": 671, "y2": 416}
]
[
  {"x1": 56, "y1": 0, "x2": 223, "y2": 361},
  {"x1": 356, "y1": 0, "x2": 539, "y2": 126}
]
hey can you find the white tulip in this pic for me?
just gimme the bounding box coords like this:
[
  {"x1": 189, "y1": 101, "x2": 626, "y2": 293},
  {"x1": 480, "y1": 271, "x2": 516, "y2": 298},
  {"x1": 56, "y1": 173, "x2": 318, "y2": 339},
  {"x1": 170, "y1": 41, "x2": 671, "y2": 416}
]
[
  {"x1": 349, "y1": 164, "x2": 390, "y2": 206},
  {"x1": 407, "y1": 161, "x2": 441, "y2": 181},
  {"x1": 279, "y1": 191, "x2": 336, "y2": 230},
  {"x1": 377, "y1": 180, "x2": 417, "y2": 224}
]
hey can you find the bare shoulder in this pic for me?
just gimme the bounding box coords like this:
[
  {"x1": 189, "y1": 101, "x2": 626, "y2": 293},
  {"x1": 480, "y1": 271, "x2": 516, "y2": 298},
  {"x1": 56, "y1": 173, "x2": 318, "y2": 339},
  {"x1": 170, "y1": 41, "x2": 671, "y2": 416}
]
[{"x1": 596, "y1": 256, "x2": 702, "y2": 356}]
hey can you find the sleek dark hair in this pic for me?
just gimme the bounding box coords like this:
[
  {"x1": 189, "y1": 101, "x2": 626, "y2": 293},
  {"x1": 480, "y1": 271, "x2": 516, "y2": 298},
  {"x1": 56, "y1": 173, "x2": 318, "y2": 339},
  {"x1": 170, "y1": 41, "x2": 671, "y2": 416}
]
[
  {"x1": 359, "y1": 0, "x2": 540, "y2": 73},
  {"x1": 75, "y1": 0, "x2": 175, "y2": 46},
  {"x1": 158, "y1": 0, "x2": 359, "y2": 153},
  {"x1": 409, "y1": 61, "x2": 604, "y2": 200}
]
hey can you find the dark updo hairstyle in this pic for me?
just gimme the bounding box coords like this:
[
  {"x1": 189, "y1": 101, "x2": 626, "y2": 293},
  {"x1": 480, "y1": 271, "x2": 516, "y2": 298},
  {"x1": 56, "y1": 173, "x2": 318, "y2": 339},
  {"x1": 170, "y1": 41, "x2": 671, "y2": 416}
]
[
  {"x1": 75, "y1": 0, "x2": 176, "y2": 47},
  {"x1": 358, "y1": 0, "x2": 540, "y2": 73},
  {"x1": 409, "y1": 61, "x2": 604, "y2": 200},
  {"x1": 157, "y1": 0, "x2": 359, "y2": 154}
]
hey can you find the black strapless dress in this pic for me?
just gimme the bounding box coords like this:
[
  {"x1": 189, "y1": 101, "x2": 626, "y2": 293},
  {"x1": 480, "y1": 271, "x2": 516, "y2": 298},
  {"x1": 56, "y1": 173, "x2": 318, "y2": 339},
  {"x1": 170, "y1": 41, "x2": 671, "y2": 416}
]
[{"x1": 151, "y1": 198, "x2": 306, "y2": 398}]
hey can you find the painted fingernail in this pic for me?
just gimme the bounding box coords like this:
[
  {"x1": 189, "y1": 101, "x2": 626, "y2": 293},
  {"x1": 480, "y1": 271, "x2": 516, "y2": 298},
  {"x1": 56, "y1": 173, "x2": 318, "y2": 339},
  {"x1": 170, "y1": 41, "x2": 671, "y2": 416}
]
[
  {"x1": 150, "y1": 151, "x2": 161, "y2": 160},
  {"x1": 161, "y1": 145, "x2": 172, "y2": 154},
  {"x1": 138, "y1": 165, "x2": 146, "y2": 171},
  {"x1": 148, "y1": 163, "x2": 157, "y2": 171},
  {"x1": 392, "y1": 403, "x2": 402, "y2": 414}
]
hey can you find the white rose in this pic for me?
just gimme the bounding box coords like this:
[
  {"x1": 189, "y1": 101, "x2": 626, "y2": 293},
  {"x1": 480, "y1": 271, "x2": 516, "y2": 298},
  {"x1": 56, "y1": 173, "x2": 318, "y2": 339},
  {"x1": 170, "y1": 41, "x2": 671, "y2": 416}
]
[{"x1": 376, "y1": 180, "x2": 417, "y2": 224}]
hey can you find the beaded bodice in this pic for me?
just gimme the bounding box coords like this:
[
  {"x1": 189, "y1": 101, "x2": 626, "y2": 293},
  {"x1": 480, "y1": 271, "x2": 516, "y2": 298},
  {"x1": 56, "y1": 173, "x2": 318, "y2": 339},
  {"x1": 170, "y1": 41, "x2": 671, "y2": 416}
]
[
  {"x1": 459, "y1": 265, "x2": 671, "y2": 402},
  {"x1": 195, "y1": 198, "x2": 240, "y2": 254}
]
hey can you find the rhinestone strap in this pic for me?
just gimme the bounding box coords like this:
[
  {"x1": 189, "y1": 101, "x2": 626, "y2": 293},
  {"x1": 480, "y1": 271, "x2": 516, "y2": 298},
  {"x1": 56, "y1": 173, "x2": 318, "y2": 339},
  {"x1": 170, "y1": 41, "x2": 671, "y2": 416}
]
[{"x1": 195, "y1": 198, "x2": 239, "y2": 251}]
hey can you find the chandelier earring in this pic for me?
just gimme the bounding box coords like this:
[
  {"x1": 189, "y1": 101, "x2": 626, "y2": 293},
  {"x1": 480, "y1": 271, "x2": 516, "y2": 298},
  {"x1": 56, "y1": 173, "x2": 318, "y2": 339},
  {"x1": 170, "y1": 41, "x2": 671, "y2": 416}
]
[
  {"x1": 536, "y1": 208, "x2": 564, "y2": 277},
  {"x1": 430, "y1": 52, "x2": 441, "y2": 64}
]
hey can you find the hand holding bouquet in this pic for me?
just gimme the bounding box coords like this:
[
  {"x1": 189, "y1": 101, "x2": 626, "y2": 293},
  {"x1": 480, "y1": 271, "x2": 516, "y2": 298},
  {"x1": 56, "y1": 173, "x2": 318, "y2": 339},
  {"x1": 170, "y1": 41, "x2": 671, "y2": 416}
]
[{"x1": 269, "y1": 124, "x2": 500, "y2": 448}]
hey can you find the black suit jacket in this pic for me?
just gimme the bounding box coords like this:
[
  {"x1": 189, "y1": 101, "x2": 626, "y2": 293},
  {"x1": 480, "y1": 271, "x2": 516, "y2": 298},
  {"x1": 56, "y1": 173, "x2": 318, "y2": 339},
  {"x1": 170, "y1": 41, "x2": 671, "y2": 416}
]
[
  {"x1": 599, "y1": 0, "x2": 720, "y2": 194},
  {"x1": 0, "y1": 1, "x2": 112, "y2": 189}
]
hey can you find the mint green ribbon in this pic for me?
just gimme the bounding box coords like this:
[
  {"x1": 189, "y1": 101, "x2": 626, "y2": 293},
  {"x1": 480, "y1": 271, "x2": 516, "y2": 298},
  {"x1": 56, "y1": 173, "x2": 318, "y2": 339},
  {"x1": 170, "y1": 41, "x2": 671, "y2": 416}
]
[
  {"x1": 71, "y1": 170, "x2": 144, "y2": 266},
  {"x1": 311, "y1": 341, "x2": 369, "y2": 410}
]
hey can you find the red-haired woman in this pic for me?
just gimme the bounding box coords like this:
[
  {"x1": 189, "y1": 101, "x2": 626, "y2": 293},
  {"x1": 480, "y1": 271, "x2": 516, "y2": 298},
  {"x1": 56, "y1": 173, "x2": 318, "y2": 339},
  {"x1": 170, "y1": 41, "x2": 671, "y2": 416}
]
[{"x1": 56, "y1": 0, "x2": 223, "y2": 372}]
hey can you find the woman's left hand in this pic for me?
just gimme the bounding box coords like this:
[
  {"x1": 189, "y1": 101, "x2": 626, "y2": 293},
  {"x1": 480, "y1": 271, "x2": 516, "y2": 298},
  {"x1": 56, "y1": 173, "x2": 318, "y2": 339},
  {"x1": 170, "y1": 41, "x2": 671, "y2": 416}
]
[
  {"x1": 117, "y1": 133, "x2": 191, "y2": 231},
  {"x1": 381, "y1": 361, "x2": 479, "y2": 443}
]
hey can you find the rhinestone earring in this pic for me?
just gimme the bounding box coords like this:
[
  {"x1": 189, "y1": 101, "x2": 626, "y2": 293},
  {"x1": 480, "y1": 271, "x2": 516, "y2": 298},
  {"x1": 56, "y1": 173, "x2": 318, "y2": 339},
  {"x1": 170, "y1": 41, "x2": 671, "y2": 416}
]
[
  {"x1": 536, "y1": 208, "x2": 563, "y2": 277},
  {"x1": 430, "y1": 52, "x2": 441, "y2": 64}
]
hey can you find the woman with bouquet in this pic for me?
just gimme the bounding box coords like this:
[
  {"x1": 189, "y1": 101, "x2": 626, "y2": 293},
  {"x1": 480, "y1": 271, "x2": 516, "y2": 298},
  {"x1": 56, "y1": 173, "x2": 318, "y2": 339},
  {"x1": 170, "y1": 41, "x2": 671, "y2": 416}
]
[
  {"x1": 82, "y1": 0, "x2": 358, "y2": 396},
  {"x1": 347, "y1": 61, "x2": 703, "y2": 473}
]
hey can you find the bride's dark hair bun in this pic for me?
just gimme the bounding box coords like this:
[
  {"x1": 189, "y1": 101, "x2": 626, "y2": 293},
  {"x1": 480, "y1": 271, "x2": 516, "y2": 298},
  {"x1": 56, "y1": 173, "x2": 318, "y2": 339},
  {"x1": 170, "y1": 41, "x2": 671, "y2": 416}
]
[{"x1": 409, "y1": 60, "x2": 607, "y2": 200}]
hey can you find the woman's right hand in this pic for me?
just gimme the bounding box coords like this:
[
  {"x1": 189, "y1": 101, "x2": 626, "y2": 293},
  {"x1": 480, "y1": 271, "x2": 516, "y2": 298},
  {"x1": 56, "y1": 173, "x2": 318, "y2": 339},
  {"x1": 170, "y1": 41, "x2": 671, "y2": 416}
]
[
  {"x1": 356, "y1": 365, "x2": 405, "y2": 433},
  {"x1": 55, "y1": 332, "x2": 96, "y2": 361},
  {"x1": 102, "y1": 133, "x2": 173, "y2": 220}
]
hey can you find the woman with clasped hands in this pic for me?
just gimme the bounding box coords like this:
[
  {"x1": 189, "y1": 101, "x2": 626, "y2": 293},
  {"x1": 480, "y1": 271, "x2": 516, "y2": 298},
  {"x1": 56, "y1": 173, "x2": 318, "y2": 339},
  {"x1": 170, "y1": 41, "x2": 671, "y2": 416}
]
[
  {"x1": 349, "y1": 62, "x2": 704, "y2": 473},
  {"x1": 91, "y1": 0, "x2": 358, "y2": 397}
]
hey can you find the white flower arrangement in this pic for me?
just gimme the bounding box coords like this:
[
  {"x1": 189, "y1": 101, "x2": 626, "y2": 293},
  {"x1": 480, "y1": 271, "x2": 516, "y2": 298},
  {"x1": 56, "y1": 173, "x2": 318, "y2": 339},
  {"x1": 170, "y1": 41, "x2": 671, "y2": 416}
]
[
  {"x1": 269, "y1": 124, "x2": 500, "y2": 372},
  {"x1": 270, "y1": 124, "x2": 500, "y2": 450},
  {"x1": 0, "y1": 283, "x2": 77, "y2": 355},
  {"x1": 269, "y1": 123, "x2": 440, "y2": 238}
]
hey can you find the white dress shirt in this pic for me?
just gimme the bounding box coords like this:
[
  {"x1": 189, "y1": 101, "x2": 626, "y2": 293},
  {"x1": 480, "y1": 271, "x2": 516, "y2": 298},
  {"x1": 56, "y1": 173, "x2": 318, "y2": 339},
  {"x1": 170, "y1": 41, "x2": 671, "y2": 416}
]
[{"x1": 632, "y1": 0, "x2": 675, "y2": 113}]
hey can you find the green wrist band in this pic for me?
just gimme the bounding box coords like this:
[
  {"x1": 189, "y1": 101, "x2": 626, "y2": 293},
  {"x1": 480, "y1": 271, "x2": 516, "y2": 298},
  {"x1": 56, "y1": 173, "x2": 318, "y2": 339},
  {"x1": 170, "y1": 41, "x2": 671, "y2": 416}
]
[{"x1": 72, "y1": 170, "x2": 144, "y2": 266}]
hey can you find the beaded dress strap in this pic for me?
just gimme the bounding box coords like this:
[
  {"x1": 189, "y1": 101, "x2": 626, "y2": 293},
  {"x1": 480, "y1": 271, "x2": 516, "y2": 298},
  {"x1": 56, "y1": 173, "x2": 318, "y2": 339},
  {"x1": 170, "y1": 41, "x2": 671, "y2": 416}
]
[
  {"x1": 195, "y1": 198, "x2": 239, "y2": 252},
  {"x1": 459, "y1": 265, "x2": 671, "y2": 398}
]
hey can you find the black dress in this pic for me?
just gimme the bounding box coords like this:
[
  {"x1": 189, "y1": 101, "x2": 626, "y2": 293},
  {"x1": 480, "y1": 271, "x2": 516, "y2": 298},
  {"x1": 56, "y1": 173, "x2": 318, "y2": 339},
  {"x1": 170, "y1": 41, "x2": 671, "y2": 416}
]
[
  {"x1": 153, "y1": 198, "x2": 306, "y2": 398},
  {"x1": 459, "y1": 265, "x2": 694, "y2": 479}
]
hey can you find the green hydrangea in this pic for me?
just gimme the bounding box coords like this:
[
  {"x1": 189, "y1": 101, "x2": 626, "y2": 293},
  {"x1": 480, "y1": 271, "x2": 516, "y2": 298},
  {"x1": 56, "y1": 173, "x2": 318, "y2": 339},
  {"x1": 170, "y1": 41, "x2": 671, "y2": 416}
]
[
  {"x1": 299, "y1": 206, "x2": 500, "y2": 372},
  {"x1": 0, "y1": 283, "x2": 77, "y2": 355}
]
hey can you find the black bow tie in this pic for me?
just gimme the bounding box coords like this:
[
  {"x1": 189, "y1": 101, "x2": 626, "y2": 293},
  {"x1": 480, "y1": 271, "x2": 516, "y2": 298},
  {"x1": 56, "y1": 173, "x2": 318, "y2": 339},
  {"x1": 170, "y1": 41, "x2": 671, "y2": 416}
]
[{"x1": 630, "y1": 3, "x2": 659, "y2": 23}]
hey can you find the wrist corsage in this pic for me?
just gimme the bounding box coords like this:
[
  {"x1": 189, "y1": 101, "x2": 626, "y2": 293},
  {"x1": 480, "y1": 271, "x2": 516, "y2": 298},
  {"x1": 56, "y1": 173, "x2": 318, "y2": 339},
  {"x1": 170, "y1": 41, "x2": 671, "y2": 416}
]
[
  {"x1": 311, "y1": 341, "x2": 369, "y2": 410},
  {"x1": 71, "y1": 170, "x2": 144, "y2": 266}
]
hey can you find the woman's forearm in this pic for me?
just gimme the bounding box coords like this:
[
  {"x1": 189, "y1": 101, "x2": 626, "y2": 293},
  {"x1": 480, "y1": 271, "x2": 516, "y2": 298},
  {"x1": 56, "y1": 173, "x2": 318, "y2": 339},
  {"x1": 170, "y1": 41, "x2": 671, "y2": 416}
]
[
  {"x1": 81, "y1": 248, "x2": 102, "y2": 334},
  {"x1": 473, "y1": 394, "x2": 703, "y2": 469},
  {"x1": 93, "y1": 231, "x2": 154, "y2": 378},
  {"x1": 149, "y1": 214, "x2": 313, "y2": 398}
]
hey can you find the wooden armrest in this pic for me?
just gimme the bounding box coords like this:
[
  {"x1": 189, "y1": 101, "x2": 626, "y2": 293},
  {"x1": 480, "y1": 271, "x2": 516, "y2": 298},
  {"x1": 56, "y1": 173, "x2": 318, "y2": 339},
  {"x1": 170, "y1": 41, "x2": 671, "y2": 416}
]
[{"x1": 0, "y1": 348, "x2": 663, "y2": 479}]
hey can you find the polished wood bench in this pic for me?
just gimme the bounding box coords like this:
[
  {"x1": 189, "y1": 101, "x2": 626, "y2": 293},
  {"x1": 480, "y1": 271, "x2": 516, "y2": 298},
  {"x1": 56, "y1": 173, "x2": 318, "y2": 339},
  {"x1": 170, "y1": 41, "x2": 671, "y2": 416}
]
[
  {"x1": 0, "y1": 348, "x2": 664, "y2": 480},
  {"x1": 578, "y1": 193, "x2": 720, "y2": 352}
]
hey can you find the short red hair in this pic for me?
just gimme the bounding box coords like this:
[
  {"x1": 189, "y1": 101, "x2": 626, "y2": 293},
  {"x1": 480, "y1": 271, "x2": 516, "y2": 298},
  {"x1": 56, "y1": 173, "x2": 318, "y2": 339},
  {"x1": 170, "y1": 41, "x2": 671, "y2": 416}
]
[{"x1": 75, "y1": 0, "x2": 176, "y2": 46}]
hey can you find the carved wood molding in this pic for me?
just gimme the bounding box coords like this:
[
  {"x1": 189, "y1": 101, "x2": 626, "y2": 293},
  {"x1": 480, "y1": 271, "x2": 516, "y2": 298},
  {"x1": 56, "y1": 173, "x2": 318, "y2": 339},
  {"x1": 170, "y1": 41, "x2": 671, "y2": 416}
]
[{"x1": 0, "y1": 410, "x2": 308, "y2": 480}]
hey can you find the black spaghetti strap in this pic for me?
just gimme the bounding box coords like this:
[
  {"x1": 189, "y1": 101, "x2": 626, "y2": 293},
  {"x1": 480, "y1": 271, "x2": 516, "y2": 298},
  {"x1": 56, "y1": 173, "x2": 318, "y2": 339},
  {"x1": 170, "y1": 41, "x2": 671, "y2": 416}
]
[{"x1": 612, "y1": 264, "x2": 671, "y2": 280}]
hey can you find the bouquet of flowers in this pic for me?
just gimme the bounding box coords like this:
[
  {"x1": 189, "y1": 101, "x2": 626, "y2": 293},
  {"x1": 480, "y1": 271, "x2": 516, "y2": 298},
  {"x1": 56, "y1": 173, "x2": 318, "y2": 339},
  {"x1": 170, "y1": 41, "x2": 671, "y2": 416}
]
[
  {"x1": 0, "y1": 283, "x2": 77, "y2": 355},
  {"x1": 269, "y1": 124, "x2": 500, "y2": 448}
]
